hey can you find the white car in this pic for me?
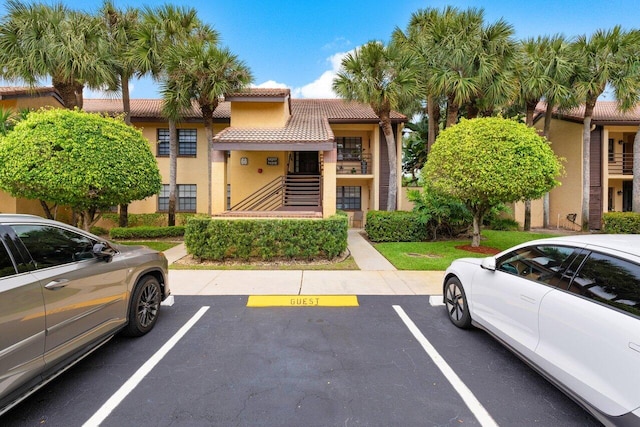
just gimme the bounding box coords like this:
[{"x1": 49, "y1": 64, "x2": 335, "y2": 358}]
[{"x1": 443, "y1": 234, "x2": 640, "y2": 427}]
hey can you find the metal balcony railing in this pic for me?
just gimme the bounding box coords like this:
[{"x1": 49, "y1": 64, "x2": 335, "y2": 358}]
[
  {"x1": 337, "y1": 153, "x2": 372, "y2": 175},
  {"x1": 608, "y1": 153, "x2": 634, "y2": 175}
]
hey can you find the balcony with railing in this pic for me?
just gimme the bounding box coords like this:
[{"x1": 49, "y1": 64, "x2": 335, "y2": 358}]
[
  {"x1": 608, "y1": 153, "x2": 634, "y2": 175},
  {"x1": 336, "y1": 152, "x2": 372, "y2": 175}
]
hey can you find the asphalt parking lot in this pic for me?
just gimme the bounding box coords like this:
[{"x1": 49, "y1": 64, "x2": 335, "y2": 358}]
[{"x1": 3, "y1": 296, "x2": 599, "y2": 426}]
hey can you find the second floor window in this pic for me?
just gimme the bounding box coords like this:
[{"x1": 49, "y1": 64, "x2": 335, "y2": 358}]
[
  {"x1": 157, "y1": 129, "x2": 198, "y2": 157},
  {"x1": 337, "y1": 137, "x2": 362, "y2": 161}
]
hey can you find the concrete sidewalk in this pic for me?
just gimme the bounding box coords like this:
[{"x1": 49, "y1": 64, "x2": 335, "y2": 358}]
[{"x1": 162, "y1": 229, "x2": 445, "y2": 296}]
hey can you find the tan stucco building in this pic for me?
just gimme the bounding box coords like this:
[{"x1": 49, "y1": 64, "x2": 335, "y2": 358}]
[
  {"x1": 0, "y1": 87, "x2": 407, "y2": 227},
  {"x1": 513, "y1": 101, "x2": 639, "y2": 230}
]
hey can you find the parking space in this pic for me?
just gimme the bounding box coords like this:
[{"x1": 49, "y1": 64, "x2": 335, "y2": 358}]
[{"x1": 3, "y1": 296, "x2": 598, "y2": 426}]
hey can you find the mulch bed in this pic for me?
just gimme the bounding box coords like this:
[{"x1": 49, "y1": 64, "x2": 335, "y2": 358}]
[{"x1": 455, "y1": 245, "x2": 501, "y2": 255}]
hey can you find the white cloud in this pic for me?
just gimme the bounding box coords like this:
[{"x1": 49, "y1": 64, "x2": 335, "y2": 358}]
[
  {"x1": 253, "y1": 80, "x2": 289, "y2": 89},
  {"x1": 291, "y1": 50, "x2": 355, "y2": 99}
]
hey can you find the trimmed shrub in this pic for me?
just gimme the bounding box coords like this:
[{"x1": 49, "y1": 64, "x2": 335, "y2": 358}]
[
  {"x1": 185, "y1": 214, "x2": 348, "y2": 261},
  {"x1": 365, "y1": 211, "x2": 428, "y2": 242},
  {"x1": 101, "y1": 213, "x2": 203, "y2": 228},
  {"x1": 602, "y1": 212, "x2": 640, "y2": 234},
  {"x1": 110, "y1": 226, "x2": 185, "y2": 239},
  {"x1": 408, "y1": 187, "x2": 471, "y2": 240},
  {"x1": 488, "y1": 217, "x2": 520, "y2": 231}
]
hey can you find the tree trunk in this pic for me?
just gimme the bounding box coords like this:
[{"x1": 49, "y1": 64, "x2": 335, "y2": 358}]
[
  {"x1": 634, "y1": 126, "x2": 640, "y2": 212},
  {"x1": 446, "y1": 96, "x2": 459, "y2": 128},
  {"x1": 121, "y1": 73, "x2": 132, "y2": 126},
  {"x1": 118, "y1": 204, "x2": 128, "y2": 227},
  {"x1": 52, "y1": 77, "x2": 78, "y2": 109},
  {"x1": 427, "y1": 95, "x2": 436, "y2": 152},
  {"x1": 168, "y1": 119, "x2": 177, "y2": 226},
  {"x1": 118, "y1": 73, "x2": 132, "y2": 228},
  {"x1": 542, "y1": 105, "x2": 553, "y2": 227},
  {"x1": 379, "y1": 113, "x2": 397, "y2": 211},
  {"x1": 582, "y1": 110, "x2": 593, "y2": 232},
  {"x1": 522, "y1": 100, "x2": 538, "y2": 231},
  {"x1": 40, "y1": 200, "x2": 54, "y2": 219},
  {"x1": 471, "y1": 213, "x2": 482, "y2": 247},
  {"x1": 201, "y1": 104, "x2": 216, "y2": 215}
]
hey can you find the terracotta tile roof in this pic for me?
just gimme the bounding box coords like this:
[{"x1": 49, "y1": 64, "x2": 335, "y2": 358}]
[
  {"x1": 0, "y1": 86, "x2": 59, "y2": 98},
  {"x1": 536, "y1": 100, "x2": 640, "y2": 124},
  {"x1": 214, "y1": 101, "x2": 334, "y2": 144},
  {"x1": 226, "y1": 88, "x2": 291, "y2": 98},
  {"x1": 84, "y1": 97, "x2": 406, "y2": 123},
  {"x1": 212, "y1": 99, "x2": 406, "y2": 145},
  {"x1": 83, "y1": 98, "x2": 230, "y2": 120}
]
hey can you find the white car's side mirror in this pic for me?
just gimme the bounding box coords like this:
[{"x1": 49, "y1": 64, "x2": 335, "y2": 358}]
[{"x1": 481, "y1": 257, "x2": 496, "y2": 271}]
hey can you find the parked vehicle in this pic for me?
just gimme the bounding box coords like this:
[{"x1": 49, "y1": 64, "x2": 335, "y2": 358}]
[
  {"x1": 443, "y1": 234, "x2": 640, "y2": 427},
  {"x1": 0, "y1": 214, "x2": 169, "y2": 415}
]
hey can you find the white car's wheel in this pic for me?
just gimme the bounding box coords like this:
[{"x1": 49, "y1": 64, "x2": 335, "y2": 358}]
[{"x1": 444, "y1": 277, "x2": 472, "y2": 328}]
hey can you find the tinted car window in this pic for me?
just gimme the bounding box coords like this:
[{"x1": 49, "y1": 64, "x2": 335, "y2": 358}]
[
  {"x1": 0, "y1": 240, "x2": 16, "y2": 278},
  {"x1": 10, "y1": 225, "x2": 97, "y2": 269},
  {"x1": 570, "y1": 252, "x2": 640, "y2": 318},
  {"x1": 497, "y1": 245, "x2": 576, "y2": 286}
]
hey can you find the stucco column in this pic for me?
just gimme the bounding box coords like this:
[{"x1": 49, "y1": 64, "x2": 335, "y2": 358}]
[
  {"x1": 211, "y1": 149, "x2": 227, "y2": 215},
  {"x1": 323, "y1": 149, "x2": 337, "y2": 218}
]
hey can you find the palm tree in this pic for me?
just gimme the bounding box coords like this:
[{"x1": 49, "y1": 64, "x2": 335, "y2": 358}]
[
  {"x1": 0, "y1": 0, "x2": 115, "y2": 109},
  {"x1": 133, "y1": 5, "x2": 218, "y2": 225},
  {"x1": 333, "y1": 41, "x2": 418, "y2": 211},
  {"x1": 161, "y1": 41, "x2": 253, "y2": 215},
  {"x1": 100, "y1": 1, "x2": 140, "y2": 126},
  {"x1": 514, "y1": 35, "x2": 575, "y2": 229},
  {"x1": 99, "y1": 1, "x2": 143, "y2": 227},
  {"x1": 610, "y1": 29, "x2": 640, "y2": 213},
  {"x1": 570, "y1": 27, "x2": 636, "y2": 230}
]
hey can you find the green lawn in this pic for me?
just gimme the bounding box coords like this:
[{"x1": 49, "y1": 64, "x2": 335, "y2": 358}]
[
  {"x1": 374, "y1": 230, "x2": 563, "y2": 271},
  {"x1": 115, "y1": 241, "x2": 180, "y2": 252}
]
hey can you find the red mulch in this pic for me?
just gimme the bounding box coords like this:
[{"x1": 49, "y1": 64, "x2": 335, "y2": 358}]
[{"x1": 455, "y1": 245, "x2": 501, "y2": 255}]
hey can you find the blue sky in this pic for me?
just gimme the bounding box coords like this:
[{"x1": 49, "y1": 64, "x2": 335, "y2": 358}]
[{"x1": 2, "y1": 0, "x2": 639, "y2": 99}]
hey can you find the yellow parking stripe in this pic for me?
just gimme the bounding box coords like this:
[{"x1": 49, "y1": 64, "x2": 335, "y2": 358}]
[{"x1": 247, "y1": 295, "x2": 359, "y2": 307}]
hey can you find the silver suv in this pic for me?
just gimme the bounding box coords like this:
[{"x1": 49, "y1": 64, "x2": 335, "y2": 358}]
[{"x1": 0, "y1": 214, "x2": 169, "y2": 415}]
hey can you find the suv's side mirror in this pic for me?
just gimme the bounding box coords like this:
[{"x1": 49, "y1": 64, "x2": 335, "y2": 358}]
[{"x1": 93, "y1": 243, "x2": 114, "y2": 262}]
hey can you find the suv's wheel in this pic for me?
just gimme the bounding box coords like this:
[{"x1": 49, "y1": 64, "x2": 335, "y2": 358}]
[
  {"x1": 123, "y1": 276, "x2": 161, "y2": 337},
  {"x1": 444, "y1": 277, "x2": 472, "y2": 328}
]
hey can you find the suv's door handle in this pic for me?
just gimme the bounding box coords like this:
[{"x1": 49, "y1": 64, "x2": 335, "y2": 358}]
[
  {"x1": 630, "y1": 342, "x2": 640, "y2": 354},
  {"x1": 45, "y1": 279, "x2": 70, "y2": 290}
]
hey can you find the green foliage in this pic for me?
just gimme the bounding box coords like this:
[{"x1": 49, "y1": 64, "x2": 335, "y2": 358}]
[
  {"x1": 89, "y1": 226, "x2": 109, "y2": 236},
  {"x1": 602, "y1": 212, "x2": 640, "y2": 234},
  {"x1": 375, "y1": 230, "x2": 561, "y2": 270},
  {"x1": 364, "y1": 211, "x2": 428, "y2": 242},
  {"x1": 101, "y1": 213, "x2": 202, "y2": 228},
  {"x1": 0, "y1": 109, "x2": 161, "y2": 224},
  {"x1": 109, "y1": 226, "x2": 185, "y2": 239},
  {"x1": 488, "y1": 217, "x2": 520, "y2": 231},
  {"x1": 424, "y1": 117, "x2": 562, "y2": 208},
  {"x1": 423, "y1": 117, "x2": 562, "y2": 245},
  {"x1": 185, "y1": 216, "x2": 348, "y2": 261},
  {"x1": 408, "y1": 187, "x2": 471, "y2": 239}
]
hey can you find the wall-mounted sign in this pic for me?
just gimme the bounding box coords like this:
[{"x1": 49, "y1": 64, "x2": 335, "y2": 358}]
[
  {"x1": 240, "y1": 157, "x2": 249, "y2": 165},
  {"x1": 266, "y1": 157, "x2": 279, "y2": 166}
]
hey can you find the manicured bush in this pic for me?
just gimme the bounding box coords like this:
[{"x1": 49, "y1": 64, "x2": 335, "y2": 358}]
[
  {"x1": 365, "y1": 211, "x2": 429, "y2": 242},
  {"x1": 408, "y1": 187, "x2": 471, "y2": 240},
  {"x1": 89, "y1": 226, "x2": 108, "y2": 236},
  {"x1": 109, "y1": 226, "x2": 185, "y2": 239},
  {"x1": 185, "y1": 215, "x2": 348, "y2": 261},
  {"x1": 101, "y1": 213, "x2": 202, "y2": 228},
  {"x1": 602, "y1": 212, "x2": 640, "y2": 234}
]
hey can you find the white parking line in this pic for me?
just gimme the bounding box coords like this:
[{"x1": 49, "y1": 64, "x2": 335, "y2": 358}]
[
  {"x1": 82, "y1": 306, "x2": 210, "y2": 427},
  {"x1": 393, "y1": 305, "x2": 498, "y2": 427}
]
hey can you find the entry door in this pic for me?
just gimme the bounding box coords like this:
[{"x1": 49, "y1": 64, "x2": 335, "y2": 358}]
[
  {"x1": 622, "y1": 181, "x2": 632, "y2": 212},
  {"x1": 294, "y1": 151, "x2": 319, "y2": 174}
]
